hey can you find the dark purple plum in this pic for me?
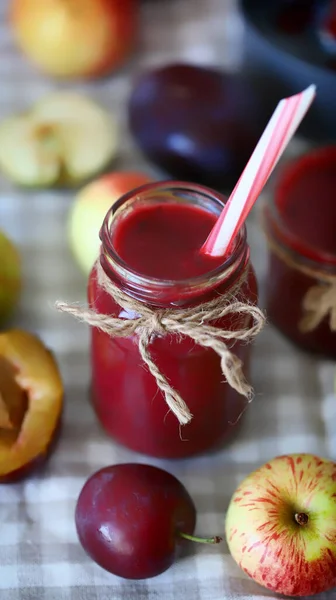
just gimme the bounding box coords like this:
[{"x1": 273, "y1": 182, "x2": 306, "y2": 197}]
[
  {"x1": 128, "y1": 63, "x2": 265, "y2": 190},
  {"x1": 75, "y1": 463, "x2": 220, "y2": 580}
]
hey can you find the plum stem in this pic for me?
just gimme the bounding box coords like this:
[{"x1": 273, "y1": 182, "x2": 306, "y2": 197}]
[
  {"x1": 179, "y1": 532, "x2": 222, "y2": 544},
  {"x1": 295, "y1": 512, "x2": 309, "y2": 526}
]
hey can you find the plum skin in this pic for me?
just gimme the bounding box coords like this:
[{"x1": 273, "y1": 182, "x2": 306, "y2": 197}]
[
  {"x1": 75, "y1": 463, "x2": 196, "y2": 579},
  {"x1": 128, "y1": 63, "x2": 264, "y2": 190}
]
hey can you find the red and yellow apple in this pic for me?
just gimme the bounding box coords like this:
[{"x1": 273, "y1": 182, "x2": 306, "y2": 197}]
[
  {"x1": 10, "y1": 0, "x2": 138, "y2": 79},
  {"x1": 0, "y1": 230, "x2": 21, "y2": 325},
  {"x1": 226, "y1": 454, "x2": 336, "y2": 596},
  {"x1": 0, "y1": 329, "x2": 63, "y2": 481},
  {"x1": 68, "y1": 171, "x2": 153, "y2": 274},
  {"x1": 0, "y1": 92, "x2": 118, "y2": 188}
]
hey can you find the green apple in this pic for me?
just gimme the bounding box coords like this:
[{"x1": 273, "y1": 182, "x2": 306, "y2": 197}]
[
  {"x1": 0, "y1": 92, "x2": 118, "y2": 188},
  {"x1": 226, "y1": 454, "x2": 336, "y2": 596},
  {"x1": 68, "y1": 171, "x2": 153, "y2": 275},
  {"x1": 0, "y1": 231, "x2": 21, "y2": 324}
]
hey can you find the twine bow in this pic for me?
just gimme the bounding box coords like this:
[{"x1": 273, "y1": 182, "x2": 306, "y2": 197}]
[
  {"x1": 56, "y1": 261, "x2": 265, "y2": 425},
  {"x1": 299, "y1": 283, "x2": 336, "y2": 333}
]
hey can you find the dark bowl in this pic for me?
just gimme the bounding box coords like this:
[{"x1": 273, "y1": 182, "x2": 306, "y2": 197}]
[{"x1": 240, "y1": 0, "x2": 336, "y2": 142}]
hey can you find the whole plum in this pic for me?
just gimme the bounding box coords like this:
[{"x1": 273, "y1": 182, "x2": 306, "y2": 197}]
[
  {"x1": 75, "y1": 463, "x2": 196, "y2": 579},
  {"x1": 128, "y1": 63, "x2": 265, "y2": 190},
  {"x1": 75, "y1": 463, "x2": 221, "y2": 579}
]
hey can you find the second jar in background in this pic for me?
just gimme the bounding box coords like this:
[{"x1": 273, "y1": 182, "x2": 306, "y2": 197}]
[{"x1": 263, "y1": 147, "x2": 336, "y2": 358}]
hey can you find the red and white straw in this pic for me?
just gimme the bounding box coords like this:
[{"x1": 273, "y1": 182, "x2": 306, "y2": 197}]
[{"x1": 202, "y1": 85, "x2": 316, "y2": 257}]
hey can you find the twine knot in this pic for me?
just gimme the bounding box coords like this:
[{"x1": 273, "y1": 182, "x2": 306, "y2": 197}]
[
  {"x1": 148, "y1": 311, "x2": 167, "y2": 337},
  {"x1": 56, "y1": 260, "x2": 265, "y2": 425}
]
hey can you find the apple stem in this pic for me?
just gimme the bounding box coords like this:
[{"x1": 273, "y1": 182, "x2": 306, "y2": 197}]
[
  {"x1": 178, "y1": 532, "x2": 222, "y2": 545},
  {"x1": 295, "y1": 512, "x2": 309, "y2": 526}
]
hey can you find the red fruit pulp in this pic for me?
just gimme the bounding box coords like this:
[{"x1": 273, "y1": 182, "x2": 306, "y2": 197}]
[
  {"x1": 75, "y1": 464, "x2": 196, "y2": 579},
  {"x1": 88, "y1": 196, "x2": 257, "y2": 458}
]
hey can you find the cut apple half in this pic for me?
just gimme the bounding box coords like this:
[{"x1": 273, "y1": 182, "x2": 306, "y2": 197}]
[
  {"x1": 0, "y1": 92, "x2": 118, "y2": 187},
  {"x1": 0, "y1": 329, "x2": 63, "y2": 479}
]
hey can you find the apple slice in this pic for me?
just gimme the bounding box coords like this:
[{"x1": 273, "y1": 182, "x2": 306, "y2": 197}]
[
  {"x1": 0, "y1": 93, "x2": 118, "y2": 187},
  {"x1": 0, "y1": 115, "x2": 61, "y2": 187},
  {"x1": 0, "y1": 329, "x2": 63, "y2": 480}
]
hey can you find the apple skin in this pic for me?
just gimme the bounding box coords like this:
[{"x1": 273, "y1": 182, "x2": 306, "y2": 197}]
[
  {"x1": 225, "y1": 454, "x2": 336, "y2": 596},
  {"x1": 11, "y1": 0, "x2": 138, "y2": 79},
  {"x1": 68, "y1": 171, "x2": 153, "y2": 275}
]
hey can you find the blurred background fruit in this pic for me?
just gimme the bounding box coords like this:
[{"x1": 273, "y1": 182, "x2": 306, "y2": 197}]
[
  {"x1": 0, "y1": 230, "x2": 21, "y2": 325},
  {"x1": 68, "y1": 171, "x2": 153, "y2": 275},
  {"x1": 10, "y1": 0, "x2": 138, "y2": 79},
  {"x1": 0, "y1": 92, "x2": 118, "y2": 188},
  {"x1": 128, "y1": 63, "x2": 266, "y2": 191}
]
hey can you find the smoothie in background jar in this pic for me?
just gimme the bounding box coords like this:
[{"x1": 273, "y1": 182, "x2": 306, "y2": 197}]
[
  {"x1": 263, "y1": 146, "x2": 336, "y2": 358},
  {"x1": 88, "y1": 181, "x2": 259, "y2": 458}
]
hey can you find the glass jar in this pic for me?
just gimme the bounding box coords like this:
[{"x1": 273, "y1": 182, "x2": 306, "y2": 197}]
[
  {"x1": 263, "y1": 147, "x2": 336, "y2": 358},
  {"x1": 88, "y1": 181, "x2": 258, "y2": 459}
]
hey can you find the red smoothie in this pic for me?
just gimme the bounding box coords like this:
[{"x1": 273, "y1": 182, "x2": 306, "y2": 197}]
[
  {"x1": 88, "y1": 182, "x2": 258, "y2": 458},
  {"x1": 264, "y1": 147, "x2": 336, "y2": 357},
  {"x1": 113, "y1": 202, "x2": 223, "y2": 280}
]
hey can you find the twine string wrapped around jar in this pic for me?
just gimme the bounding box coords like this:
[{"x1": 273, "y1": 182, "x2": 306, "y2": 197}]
[{"x1": 56, "y1": 260, "x2": 265, "y2": 425}]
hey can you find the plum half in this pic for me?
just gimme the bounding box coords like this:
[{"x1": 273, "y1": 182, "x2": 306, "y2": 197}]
[{"x1": 0, "y1": 329, "x2": 63, "y2": 482}]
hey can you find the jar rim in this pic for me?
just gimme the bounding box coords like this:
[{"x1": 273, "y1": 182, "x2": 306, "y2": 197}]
[
  {"x1": 268, "y1": 146, "x2": 336, "y2": 268},
  {"x1": 99, "y1": 180, "x2": 248, "y2": 298}
]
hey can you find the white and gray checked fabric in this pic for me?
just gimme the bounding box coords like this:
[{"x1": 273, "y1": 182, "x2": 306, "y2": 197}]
[{"x1": 0, "y1": 1, "x2": 335, "y2": 599}]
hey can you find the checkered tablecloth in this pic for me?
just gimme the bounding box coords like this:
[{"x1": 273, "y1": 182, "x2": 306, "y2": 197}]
[{"x1": 1, "y1": 1, "x2": 335, "y2": 598}]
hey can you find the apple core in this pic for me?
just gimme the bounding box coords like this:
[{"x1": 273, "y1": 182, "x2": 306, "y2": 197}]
[{"x1": 294, "y1": 512, "x2": 309, "y2": 526}]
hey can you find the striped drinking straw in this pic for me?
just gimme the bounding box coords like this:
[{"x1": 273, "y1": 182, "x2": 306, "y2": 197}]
[{"x1": 201, "y1": 85, "x2": 316, "y2": 258}]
